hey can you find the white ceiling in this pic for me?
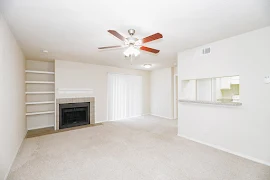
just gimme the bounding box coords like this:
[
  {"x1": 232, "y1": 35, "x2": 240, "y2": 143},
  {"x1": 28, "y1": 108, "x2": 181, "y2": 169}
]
[{"x1": 1, "y1": 0, "x2": 270, "y2": 70}]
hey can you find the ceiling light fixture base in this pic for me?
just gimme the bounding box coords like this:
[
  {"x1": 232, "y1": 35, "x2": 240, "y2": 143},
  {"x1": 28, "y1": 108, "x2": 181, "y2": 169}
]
[
  {"x1": 143, "y1": 64, "x2": 152, "y2": 69},
  {"x1": 128, "y1": 29, "x2": 135, "y2": 36}
]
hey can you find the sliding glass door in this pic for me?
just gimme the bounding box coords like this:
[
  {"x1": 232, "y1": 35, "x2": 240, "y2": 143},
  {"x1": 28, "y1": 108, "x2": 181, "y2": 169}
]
[{"x1": 108, "y1": 73, "x2": 142, "y2": 121}]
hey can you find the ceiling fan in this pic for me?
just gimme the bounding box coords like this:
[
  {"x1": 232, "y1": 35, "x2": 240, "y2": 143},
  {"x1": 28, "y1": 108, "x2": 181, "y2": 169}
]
[{"x1": 98, "y1": 29, "x2": 163, "y2": 58}]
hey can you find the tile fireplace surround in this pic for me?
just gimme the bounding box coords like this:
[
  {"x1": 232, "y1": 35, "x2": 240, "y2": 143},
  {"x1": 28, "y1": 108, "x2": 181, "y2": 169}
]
[{"x1": 56, "y1": 97, "x2": 95, "y2": 130}]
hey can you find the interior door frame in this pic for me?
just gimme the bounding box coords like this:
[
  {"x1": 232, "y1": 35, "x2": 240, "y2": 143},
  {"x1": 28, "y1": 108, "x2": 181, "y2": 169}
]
[{"x1": 173, "y1": 74, "x2": 178, "y2": 119}]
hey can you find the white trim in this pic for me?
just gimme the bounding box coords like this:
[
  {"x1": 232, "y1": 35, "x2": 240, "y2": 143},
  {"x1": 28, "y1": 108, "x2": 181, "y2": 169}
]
[
  {"x1": 108, "y1": 114, "x2": 145, "y2": 121},
  {"x1": 142, "y1": 113, "x2": 151, "y2": 116},
  {"x1": 26, "y1": 101, "x2": 55, "y2": 105},
  {"x1": 178, "y1": 134, "x2": 270, "y2": 167},
  {"x1": 129, "y1": 115, "x2": 148, "y2": 118},
  {"x1": 27, "y1": 125, "x2": 54, "y2": 130},
  {"x1": 26, "y1": 91, "x2": 55, "y2": 94},
  {"x1": 54, "y1": 88, "x2": 57, "y2": 130},
  {"x1": 25, "y1": 70, "x2": 55, "y2": 74},
  {"x1": 173, "y1": 74, "x2": 178, "y2": 119},
  {"x1": 99, "y1": 114, "x2": 152, "y2": 123},
  {"x1": 150, "y1": 114, "x2": 174, "y2": 120},
  {"x1": 178, "y1": 99, "x2": 242, "y2": 106},
  {"x1": 96, "y1": 120, "x2": 108, "y2": 123},
  {"x1": 4, "y1": 130, "x2": 27, "y2": 180},
  {"x1": 25, "y1": 81, "x2": 55, "y2": 84},
  {"x1": 26, "y1": 111, "x2": 55, "y2": 116},
  {"x1": 106, "y1": 74, "x2": 110, "y2": 122}
]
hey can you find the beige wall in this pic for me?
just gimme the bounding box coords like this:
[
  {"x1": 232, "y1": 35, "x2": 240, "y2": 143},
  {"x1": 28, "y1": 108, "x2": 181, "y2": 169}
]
[
  {"x1": 55, "y1": 60, "x2": 150, "y2": 122},
  {"x1": 150, "y1": 68, "x2": 174, "y2": 119},
  {"x1": 0, "y1": 14, "x2": 26, "y2": 179},
  {"x1": 178, "y1": 26, "x2": 270, "y2": 165}
]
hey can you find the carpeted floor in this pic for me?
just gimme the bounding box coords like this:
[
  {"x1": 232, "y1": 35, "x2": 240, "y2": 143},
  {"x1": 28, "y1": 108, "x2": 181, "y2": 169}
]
[{"x1": 8, "y1": 116, "x2": 270, "y2": 180}]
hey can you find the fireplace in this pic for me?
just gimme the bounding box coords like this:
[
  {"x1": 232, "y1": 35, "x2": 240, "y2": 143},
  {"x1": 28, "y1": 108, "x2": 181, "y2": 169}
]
[
  {"x1": 59, "y1": 102, "x2": 90, "y2": 129},
  {"x1": 56, "y1": 97, "x2": 95, "y2": 130}
]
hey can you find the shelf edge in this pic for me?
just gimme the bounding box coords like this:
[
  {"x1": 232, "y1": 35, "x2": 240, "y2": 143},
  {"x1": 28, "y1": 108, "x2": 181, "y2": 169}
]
[
  {"x1": 178, "y1": 99, "x2": 242, "y2": 106},
  {"x1": 26, "y1": 111, "x2": 55, "y2": 116}
]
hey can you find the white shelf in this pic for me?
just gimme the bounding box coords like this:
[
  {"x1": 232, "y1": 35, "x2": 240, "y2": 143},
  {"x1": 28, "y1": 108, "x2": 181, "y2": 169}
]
[
  {"x1": 26, "y1": 111, "x2": 55, "y2": 116},
  {"x1": 26, "y1": 101, "x2": 55, "y2": 105},
  {"x1": 25, "y1": 70, "x2": 55, "y2": 75},
  {"x1": 25, "y1": 81, "x2": 55, "y2": 84},
  {"x1": 26, "y1": 91, "x2": 55, "y2": 95}
]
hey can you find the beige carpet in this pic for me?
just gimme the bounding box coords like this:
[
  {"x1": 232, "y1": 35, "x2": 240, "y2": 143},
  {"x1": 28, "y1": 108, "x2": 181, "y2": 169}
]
[{"x1": 8, "y1": 116, "x2": 270, "y2": 180}]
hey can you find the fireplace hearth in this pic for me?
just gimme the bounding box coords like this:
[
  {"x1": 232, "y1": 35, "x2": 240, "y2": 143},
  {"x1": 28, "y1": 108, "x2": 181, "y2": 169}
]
[{"x1": 59, "y1": 102, "x2": 90, "y2": 129}]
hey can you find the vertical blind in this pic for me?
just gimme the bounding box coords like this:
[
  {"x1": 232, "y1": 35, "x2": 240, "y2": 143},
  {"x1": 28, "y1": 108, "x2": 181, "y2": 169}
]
[{"x1": 108, "y1": 73, "x2": 143, "y2": 121}]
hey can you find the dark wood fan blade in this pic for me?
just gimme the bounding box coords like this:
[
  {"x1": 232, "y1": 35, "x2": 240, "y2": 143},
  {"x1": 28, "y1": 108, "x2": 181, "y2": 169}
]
[
  {"x1": 98, "y1": 45, "x2": 123, "y2": 49},
  {"x1": 108, "y1": 30, "x2": 126, "y2": 41},
  {"x1": 142, "y1": 33, "x2": 163, "y2": 44},
  {"x1": 140, "y1": 46, "x2": 160, "y2": 54}
]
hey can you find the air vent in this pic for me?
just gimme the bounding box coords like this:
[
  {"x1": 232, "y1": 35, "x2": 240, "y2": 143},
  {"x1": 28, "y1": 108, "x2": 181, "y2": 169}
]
[{"x1": 202, "y1": 47, "x2": 211, "y2": 55}]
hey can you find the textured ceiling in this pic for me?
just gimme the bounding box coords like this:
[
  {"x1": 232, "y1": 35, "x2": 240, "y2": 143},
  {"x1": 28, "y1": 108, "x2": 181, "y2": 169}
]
[{"x1": 1, "y1": 0, "x2": 270, "y2": 70}]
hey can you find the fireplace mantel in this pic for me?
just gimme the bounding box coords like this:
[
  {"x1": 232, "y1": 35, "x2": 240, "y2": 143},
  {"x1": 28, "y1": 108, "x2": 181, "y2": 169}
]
[{"x1": 57, "y1": 88, "x2": 94, "y2": 94}]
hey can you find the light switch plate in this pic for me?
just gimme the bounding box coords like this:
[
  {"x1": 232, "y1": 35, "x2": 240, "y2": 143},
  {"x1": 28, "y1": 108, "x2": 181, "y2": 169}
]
[{"x1": 264, "y1": 75, "x2": 270, "y2": 84}]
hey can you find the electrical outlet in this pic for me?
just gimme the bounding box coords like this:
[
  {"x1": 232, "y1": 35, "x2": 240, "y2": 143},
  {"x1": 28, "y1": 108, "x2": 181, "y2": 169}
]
[{"x1": 264, "y1": 76, "x2": 270, "y2": 84}]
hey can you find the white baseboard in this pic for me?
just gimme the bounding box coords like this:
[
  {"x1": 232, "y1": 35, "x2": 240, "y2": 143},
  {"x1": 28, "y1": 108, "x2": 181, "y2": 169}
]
[
  {"x1": 4, "y1": 130, "x2": 27, "y2": 180},
  {"x1": 142, "y1": 113, "x2": 151, "y2": 116},
  {"x1": 178, "y1": 134, "x2": 270, "y2": 167},
  {"x1": 127, "y1": 115, "x2": 146, "y2": 119},
  {"x1": 103, "y1": 114, "x2": 151, "y2": 122},
  {"x1": 150, "y1": 114, "x2": 174, "y2": 120},
  {"x1": 27, "y1": 125, "x2": 54, "y2": 130},
  {"x1": 96, "y1": 120, "x2": 108, "y2": 123}
]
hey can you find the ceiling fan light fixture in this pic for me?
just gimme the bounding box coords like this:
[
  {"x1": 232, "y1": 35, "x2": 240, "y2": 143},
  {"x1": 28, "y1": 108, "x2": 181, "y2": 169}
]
[
  {"x1": 143, "y1": 64, "x2": 152, "y2": 68},
  {"x1": 99, "y1": 29, "x2": 162, "y2": 58},
  {"x1": 123, "y1": 46, "x2": 140, "y2": 57},
  {"x1": 133, "y1": 48, "x2": 140, "y2": 57},
  {"x1": 134, "y1": 39, "x2": 142, "y2": 46}
]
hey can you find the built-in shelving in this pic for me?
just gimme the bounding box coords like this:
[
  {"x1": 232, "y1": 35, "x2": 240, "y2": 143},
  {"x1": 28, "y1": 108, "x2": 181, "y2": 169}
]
[
  {"x1": 26, "y1": 101, "x2": 55, "y2": 105},
  {"x1": 26, "y1": 111, "x2": 55, "y2": 116},
  {"x1": 26, "y1": 60, "x2": 55, "y2": 130},
  {"x1": 26, "y1": 91, "x2": 55, "y2": 95},
  {"x1": 25, "y1": 70, "x2": 55, "y2": 75},
  {"x1": 25, "y1": 81, "x2": 55, "y2": 84}
]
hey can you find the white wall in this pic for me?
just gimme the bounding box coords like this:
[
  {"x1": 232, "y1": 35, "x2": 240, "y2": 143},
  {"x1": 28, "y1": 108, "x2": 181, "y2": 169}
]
[
  {"x1": 178, "y1": 26, "x2": 270, "y2": 165},
  {"x1": 0, "y1": 14, "x2": 26, "y2": 179},
  {"x1": 150, "y1": 68, "x2": 174, "y2": 119},
  {"x1": 55, "y1": 60, "x2": 150, "y2": 122}
]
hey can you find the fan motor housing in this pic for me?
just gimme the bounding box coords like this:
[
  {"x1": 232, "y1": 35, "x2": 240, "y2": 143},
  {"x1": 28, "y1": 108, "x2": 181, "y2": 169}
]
[{"x1": 128, "y1": 29, "x2": 135, "y2": 36}]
